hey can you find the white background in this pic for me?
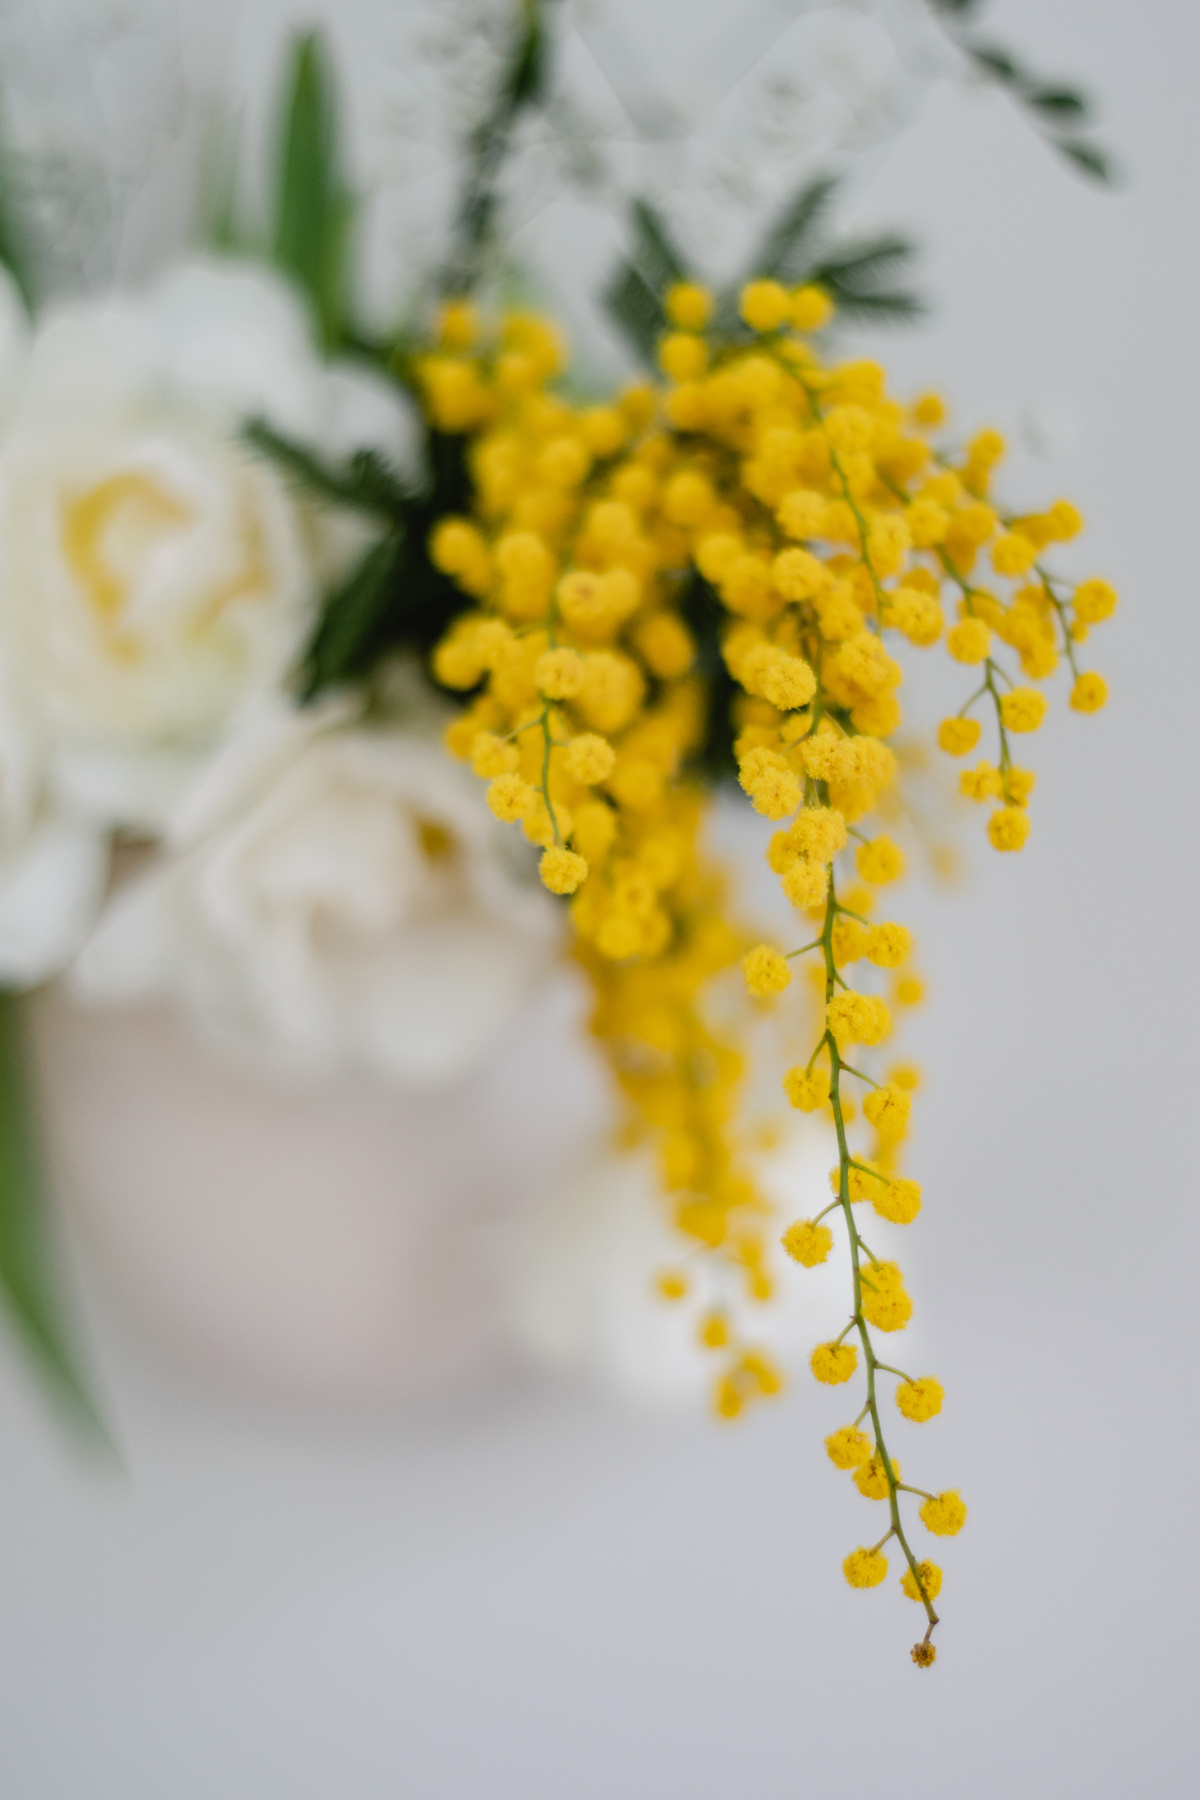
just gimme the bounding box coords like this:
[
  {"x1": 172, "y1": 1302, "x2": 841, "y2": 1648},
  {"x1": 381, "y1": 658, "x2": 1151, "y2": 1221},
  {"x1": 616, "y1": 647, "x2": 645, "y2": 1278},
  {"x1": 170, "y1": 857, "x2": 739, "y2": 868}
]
[{"x1": 0, "y1": 0, "x2": 1196, "y2": 1794}]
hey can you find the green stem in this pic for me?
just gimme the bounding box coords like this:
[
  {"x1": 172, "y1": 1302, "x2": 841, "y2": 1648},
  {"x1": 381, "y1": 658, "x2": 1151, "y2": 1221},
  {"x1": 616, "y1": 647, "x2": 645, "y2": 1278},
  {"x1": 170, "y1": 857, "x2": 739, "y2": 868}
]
[{"x1": 819, "y1": 862, "x2": 939, "y2": 1641}]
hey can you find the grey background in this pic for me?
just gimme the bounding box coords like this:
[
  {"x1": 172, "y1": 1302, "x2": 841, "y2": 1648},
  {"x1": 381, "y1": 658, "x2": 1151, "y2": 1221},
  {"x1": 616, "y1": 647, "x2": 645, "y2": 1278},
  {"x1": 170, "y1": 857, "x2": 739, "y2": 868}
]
[{"x1": 0, "y1": 0, "x2": 1195, "y2": 1794}]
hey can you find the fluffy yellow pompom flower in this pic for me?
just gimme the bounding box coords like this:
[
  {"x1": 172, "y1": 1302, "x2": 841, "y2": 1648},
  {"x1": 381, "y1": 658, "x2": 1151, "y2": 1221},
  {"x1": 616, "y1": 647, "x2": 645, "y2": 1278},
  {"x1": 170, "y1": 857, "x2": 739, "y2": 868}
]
[
  {"x1": 742, "y1": 943, "x2": 792, "y2": 997},
  {"x1": 920, "y1": 1490, "x2": 968, "y2": 1537},
  {"x1": 991, "y1": 531, "x2": 1037, "y2": 576},
  {"x1": 865, "y1": 922, "x2": 911, "y2": 968},
  {"x1": 470, "y1": 731, "x2": 519, "y2": 778},
  {"x1": 714, "y1": 1374, "x2": 745, "y2": 1420},
  {"x1": 791, "y1": 284, "x2": 834, "y2": 331},
  {"x1": 786, "y1": 806, "x2": 847, "y2": 864},
  {"x1": 946, "y1": 618, "x2": 991, "y2": 665},
  {"x1": 634, "y1": 612, "x2": 695, "y2": 678},
  {"x1": 896, "y1": 1377, "x2": 944, "y2": 1422},
  {"x1": 827, "y1": 992, "x2": 892, "y2": 1048},
  {"x1": 826, "y1": 1426, "x2": 873, "y2": 1470},
  {"x1": 535, "y1": 647, "x2": 586, "y2": 699},
  {"x1": 890, "y1": 1061, "x2": 921, "y2": 1091},
  {"x1": 901, "y1": 1560, "x2": 943, "y2": 1603},
  {"x1": 912, "y1": 391, "x2": 946, "y2": 427},
  {"x1": 539, "y1": 847, "x2": 589, "y2": 894},
  {"x1": 1006, "y1": 766, "x2": 1036, "y2": 806},
  {"x1": 811, "y1": 1340, "x2": 858, "y2": 1384},
  {"x1": 860, "y1": 1260, "x2": 913, "y2": 1332},
  {"x1": 863, "y1": 1083, "x2": 911, "y2": 1141},
  {"x1": 937, "y1": 716, "x2": 981, "y2": 756},
  {"x1": 656, "y1": 1270, "x2": 689, "y2": 1301},
  {"x1": 1074, "y1": 577, "x2": 1117, "y2": 624},
  {"x1": 987, "y1": 805, "x2": 1031, "y2": 852},
  {"x1": 738, "y1": 747, "x2": 803, "y2": 820},
  {"x1": 739, "y1": 279, "x2": 791, "y2": 332},
  {"x1": 777, "y1": 488, "x2": 827, "y2": 540},
  {"x1": 840, "y1": 1158, "x2": 881, "y2": 1204},
  {"x1": 758, "y1": 649, "x2": 817, "y2": 711},
  {"x1": 843, "y1": 1547, "x2": 889, "y2": 1589},
  {"x1": 1000, "y1": 688, "x2": 1048, "y2": 733},
  {"x1": 436, "y1": 297, "x2": 478, "y2": 348},
  {"x1": 782, "y1": 1219, "x2": 833, "y2": 1267},
  {"x1": 772, "y1": 545, "x2": 832, "y2": 601},
  {"x1": 1070, "y1": 671, "x2": 1108, "y2": 712},
  {"x1": 960, "y1": 761, "x2": 1003, "y2": 802},
  {"x1": 871, "y1": 1176, "x2": 922, "y2": 1225},
  {"x1": 565, "y1": 733, "x2": 615, "y2": 784},
  {"x1": 855, "y1": 836, "x2": 905, "y2": 885},
  {"x1": 853, "y1": 1452, "x2": 898, "y2": 1500},
  {"x1": 699, "y1": 1311, "x2": 729, "y2": 1350},
  {"x1": 780, "y1": 856, "x2": 828, "y2": 910},
  {"x1": 658, "y1": 331, "x2": 708, "y2": 382},
  {"x1": 665, "y1": 281, "x2": 714, "y2": 330},
  {"x1": 783, "y1": 1064, "x2": 831, "y2": 1112},
  {"x1": 831, "y1": 917, "x2": 868, "y2": 964},
  {"x1": 486, "y1": 773, "x2": 537, "y2": 823}
]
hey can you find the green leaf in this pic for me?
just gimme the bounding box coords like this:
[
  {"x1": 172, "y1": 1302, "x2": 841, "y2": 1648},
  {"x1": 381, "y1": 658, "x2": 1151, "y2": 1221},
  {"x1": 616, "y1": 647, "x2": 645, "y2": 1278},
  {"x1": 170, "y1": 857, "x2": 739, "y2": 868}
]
[
  {"x1": 243, "y1": 419, "x2": 411, "y2": 518},
  {"x1": 600, "y1": 198, "x2": 688, "y2": 365},
  {"x1": 0, "y1": 993, "x2": 107, "y2": 1440},
  {"x1": 602, "y1": 261, "x2": 667, "y2": 366},
  {"x1": 303, "y1": 531, "x2": 406, "y2": 695},
  {"x1": 811, "y1": 233, "x2": 917, "y2": 286},
  {"x1": 272, "y1": 30, "x2": 354, "y2": 350},
  {"x1": 507, "y1": 1, "x2": 547, "y2": 110},
  {"x1": 0, "y1": 97, "x2": 34, "y2": 309},
  {"x1": 1026, "y1": 86, "x2": 1089, "y2": 122},
  {"x1": 628, "y1": 198, "x2": 687, "y2": 292},
  {"x1": 969, "y1": 44, "x2": 1025, "y2": 86},
  {"x1": 1056, "y1": 139, "x2": 1115, "y2": 182},
  {"x1": 808, "y1": 233, "x2": 924, "y2": 323},
  {"x1": 824, "y1": 287, "x2": 924, "y2": 323},
  {"x1": 748, "y1": 173, "x2": 839, "y2": 284}
]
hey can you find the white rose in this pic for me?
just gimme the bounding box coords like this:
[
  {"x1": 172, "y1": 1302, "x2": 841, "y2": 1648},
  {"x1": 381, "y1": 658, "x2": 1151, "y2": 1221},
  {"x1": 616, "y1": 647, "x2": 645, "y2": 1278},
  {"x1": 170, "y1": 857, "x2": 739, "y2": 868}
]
[
  {"x1": 72, "y1": 701, "x2": 562, "y2": 1084},
  {"x1": 0, "y1": 256, "x2": 414, "y2": 832},
  {"x1": 506, "y1": 1125, "x2": 849, "y2": 1409}
]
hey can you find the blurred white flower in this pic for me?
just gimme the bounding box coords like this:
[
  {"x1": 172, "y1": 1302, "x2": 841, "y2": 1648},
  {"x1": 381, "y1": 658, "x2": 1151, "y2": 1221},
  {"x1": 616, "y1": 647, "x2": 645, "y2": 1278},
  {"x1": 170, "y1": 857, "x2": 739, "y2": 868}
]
[
  {"x1": 0, "y1": 257, "x2": 414, "y2": 833},
  {"x1": 0, "y1": 661, "x2": 107, "y2": 987},
  {"x1": 72, "y1": 700, "x2": 563, "y2": 1085},
  {"x1": 0, "y1": 264, "x2": 110, "y2": 985},
  {"x1": 507, "y1": 1123, "x2": 848, "y2": 1409}
]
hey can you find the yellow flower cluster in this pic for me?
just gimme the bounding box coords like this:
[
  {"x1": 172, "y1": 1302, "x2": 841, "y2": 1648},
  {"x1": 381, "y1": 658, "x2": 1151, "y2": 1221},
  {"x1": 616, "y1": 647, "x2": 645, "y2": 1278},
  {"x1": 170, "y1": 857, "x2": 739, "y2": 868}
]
[
  {"x1": 424, "y1": 301, "x2": 790, "y2": 1413},
  {"x1": 419, "y1": 276, "x2": 1110, "y2": 1665}
]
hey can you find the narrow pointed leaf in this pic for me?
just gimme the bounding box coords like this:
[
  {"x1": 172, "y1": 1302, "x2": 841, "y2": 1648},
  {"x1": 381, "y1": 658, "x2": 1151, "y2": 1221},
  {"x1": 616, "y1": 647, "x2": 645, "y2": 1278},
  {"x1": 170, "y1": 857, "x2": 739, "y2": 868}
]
[
  {"x1": 244, "y1": 419, "x2": 411, "y2": 518},
  {"x1": 1056, "y1": 139, "x2": 1115, "y2": 183},
  {"x1": 272, "y1": 30, "x2": 354, "y2": 349},
  {"x1": 0, "y1": 992, "x2": 106, "y2": 1439},
  {"x1": 0, "y1": 98, "x2": 33, "y2": 308},
  {"x1": 1026, "y1": 86, "x2": 1089, "y2": 122},
  {"x1": 628, "y1": 198, "x2": 687, "y2": 291},
  {"x1": 811, "y1": 233, "x2": 917, "y2": 286},
  {"x1": 749, "y1": 173, "x2": 839, "y2": 283},
  {"x1": 603, "y1": 261, "x2": 666, "y2": 366},
  {"x1": 969, "y1": 44, "x2": 1024, "y2": 85},
  {"x1": 303, "y1": 531, "x2": 406, "y2": 696}
]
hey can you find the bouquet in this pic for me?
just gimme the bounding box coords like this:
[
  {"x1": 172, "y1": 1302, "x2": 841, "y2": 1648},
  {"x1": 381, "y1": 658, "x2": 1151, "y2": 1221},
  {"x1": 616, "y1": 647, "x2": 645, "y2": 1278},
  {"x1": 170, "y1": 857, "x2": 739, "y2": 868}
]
[{"x1": 0, "y1": 0, "x2": 1116, "y2": 1668}]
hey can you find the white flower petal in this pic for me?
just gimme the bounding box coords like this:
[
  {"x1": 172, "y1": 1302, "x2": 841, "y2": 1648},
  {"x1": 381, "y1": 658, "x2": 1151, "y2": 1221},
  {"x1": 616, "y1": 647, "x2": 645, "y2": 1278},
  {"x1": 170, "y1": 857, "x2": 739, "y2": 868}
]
[{"x1": 0, "y1": 814, "x2": 108, "y2": 987}]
